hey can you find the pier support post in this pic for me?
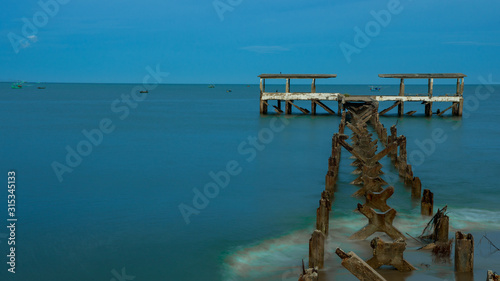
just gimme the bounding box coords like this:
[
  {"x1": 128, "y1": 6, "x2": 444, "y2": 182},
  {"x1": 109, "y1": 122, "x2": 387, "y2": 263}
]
[
  {"x1": 309, "y1": 230, "x2": 325, "y2": 269},
  {"x1": 316, "y1": 191, "x2": 331, "y2": 236},
  {"x1": 421, "y1": 189, "x2": 434, "y2": 216},
  {"x1": 436, "y1": 215, "x2": 450, "y2": 242},
  {"x1": 259, "y1": 78, "x2": 267, "y2": 114},
  {"x1": 426, "y1": 78, "x2": 433, "y2": 117},
  {"x1": 286, "y1": 100, "x2": 293, "y2": 114},
  {"x1": 311, "y1": 100, "x2": 317, "y2": 115},
  {"x1": 411, "y1": 177, "x2": 422, "y2": 198},
  {"x1": 455, "y1": 232, "x2": 474, "y2": 273},
  {"x1": 398, "y1": 79, "x2": 405, "y2": 117}
]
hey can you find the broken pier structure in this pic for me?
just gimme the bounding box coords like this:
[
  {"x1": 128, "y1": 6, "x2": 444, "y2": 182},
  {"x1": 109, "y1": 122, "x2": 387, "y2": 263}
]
[{"x1": 258, "y1": 73, "x2": 466, "y2": 117}]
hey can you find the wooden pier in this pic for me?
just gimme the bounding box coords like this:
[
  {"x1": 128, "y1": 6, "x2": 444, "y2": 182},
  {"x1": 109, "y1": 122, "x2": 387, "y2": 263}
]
[{"x1": 258, "y1": 73, "x2": 466, "y2": 117}]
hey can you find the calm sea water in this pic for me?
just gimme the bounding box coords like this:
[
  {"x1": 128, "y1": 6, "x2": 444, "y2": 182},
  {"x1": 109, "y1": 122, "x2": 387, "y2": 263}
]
[{"x1": 0, "y1": 83, "x2": 499, "y2": 280}]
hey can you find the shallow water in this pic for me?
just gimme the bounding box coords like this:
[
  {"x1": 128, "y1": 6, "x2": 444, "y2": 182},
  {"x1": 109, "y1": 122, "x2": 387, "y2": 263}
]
[{"x1": 0, "y1": 83, "x2": 499, "y2": 280}]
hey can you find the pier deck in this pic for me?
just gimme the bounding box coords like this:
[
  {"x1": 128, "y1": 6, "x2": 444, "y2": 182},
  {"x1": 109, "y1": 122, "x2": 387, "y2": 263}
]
[{"x1": 258, "y1": 73, "x2": 466, "y2": 117}]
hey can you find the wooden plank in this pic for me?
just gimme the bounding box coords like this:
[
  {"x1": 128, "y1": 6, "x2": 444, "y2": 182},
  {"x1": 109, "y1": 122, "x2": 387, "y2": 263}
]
[
  {"x1": 289, "y1": 101, "x2": 310, "y2": 114},
  {"x1": 379, "y1": 73, "x2": 466, "y2": 79},
  {"x1": 315, "y1": 100, "x2": 335, "y2": 115},
  {"x1": 258, "y1": 74, "x2": 337, "y2": 79},
  {"x1": 406, "y1": 111, "x2": 417, "y2": 116},
  {"x1": 273, "y1": 105, "x2": 283, "y2": 114},
  {"x1": 380, "y1": 101, "x2": 400, "y2": 115},
  {"x1": 438, "y1": 104, "x2": 454, "y2": 116}
]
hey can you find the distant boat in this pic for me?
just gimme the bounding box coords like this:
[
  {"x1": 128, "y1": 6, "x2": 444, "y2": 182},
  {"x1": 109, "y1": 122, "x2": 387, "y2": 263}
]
[
  {"x1": 11, "y1": 82, "x2": 23, "y2": 89},
  {"x1": 140, "y1": 90, "x2": 148, "y2": 93},
  {"x1": 208, "y1": 85, "x2": 215, "y2": 88},
  {"x1": 37, "y1": 87, "x2": 46, "y2": 89},
  {"x1": 226, "y1": 89, "x2": 232, "y2": 93},
  {"x1": 370, "y1": 86, "x2": 382, "y2": 92}
]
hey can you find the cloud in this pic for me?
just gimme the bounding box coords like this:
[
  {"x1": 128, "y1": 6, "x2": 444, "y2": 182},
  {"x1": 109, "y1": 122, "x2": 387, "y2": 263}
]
[
  {"x1": 240, "y1": 45, "x2": 289, "y2": 54},
  {"x1": 443, "y1": 41, "x2": 500, "y2": 46}
]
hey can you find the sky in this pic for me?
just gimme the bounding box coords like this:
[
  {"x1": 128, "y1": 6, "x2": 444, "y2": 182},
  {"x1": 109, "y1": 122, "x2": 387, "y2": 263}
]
[{"x1": 1, "y1": 0, "x2": 499, "y2": 84}]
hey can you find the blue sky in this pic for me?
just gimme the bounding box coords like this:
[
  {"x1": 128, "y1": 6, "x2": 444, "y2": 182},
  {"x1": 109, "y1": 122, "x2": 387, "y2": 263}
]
[{"x1": 1, "y1": 0, "x2": 499, "y2": 84}]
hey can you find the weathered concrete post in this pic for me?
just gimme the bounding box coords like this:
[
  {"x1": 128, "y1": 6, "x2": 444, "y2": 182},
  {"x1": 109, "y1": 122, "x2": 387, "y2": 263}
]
[
  {"x1": 366, "y1": 237, "x2": 416, "y2": 271},
  {"x1": 309, "y1": 230, "x2": 325, "y2": 269},
  {"x1": 426, "y1": 78, "x2": 433, "y2": 117},
  {"x1": 398, "y1": 78, "x2": 405, "y2": 117},
  {"x1": 436, "y1": 215, "x2": 450, "y2": 242},
  {"x1": 316, "y1": 191, "x2": 331, "y2": 236},
  {"x1": 286, "y1": 101, "x2": 293, "y2": 115},
  {"x1": 455, "y1": 231, "x2": 474, "y2": 273},
  {"x1": 335, "y1": 248, "x2": 387, "y2": 281},
  {"x1": 259, "y1": 78, "x2": 267, "y2": 114},
  {"x1": 421, "y1": 189, "x2": 434, "y2": 216},
  {"x1": 389, "y1": 125, "x2": 398, "y2": 163},
  {"x1": 411, "y1": 177, "x2": 422, "y2": 198},
  {"x1": 398, "y1": 136, "x2": 407, "y2": 176}
]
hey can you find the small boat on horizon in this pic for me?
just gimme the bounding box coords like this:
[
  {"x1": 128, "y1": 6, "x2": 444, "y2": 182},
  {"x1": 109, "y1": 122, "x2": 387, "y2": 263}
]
[
  {"x1": 226, "y1": 89, "x2": 232, "y2": 93},
  {"x1": 208, "y1": 84, "x2": 215, "y2": 88},
  {"x1": 140, "y1": 90, "x2": 148, "y2": 93},
  {"x1": 37, "y1": 87, "x2": 46, "y2": 89},
  {"x1": 370, "y1": 86, "x2": 382, "y2": 92},
  {"x1": 11, "y1": 81, "x2": 24, "y2": 89}
]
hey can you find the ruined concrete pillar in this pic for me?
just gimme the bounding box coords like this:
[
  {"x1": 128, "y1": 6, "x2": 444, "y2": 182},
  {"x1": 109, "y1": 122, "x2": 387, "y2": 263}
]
[
  {"x1": 366, "y1": 237, "x2": 415, "y2": 271},
  {"x1": 335, "y1": 248, "x2": 387, "y2": 281},
  {"x1": 298, "y1": 267, "x2": 318, "y2": 281},
  {"x1": 325, "y1": 170, "x2": 336, "y2": 193},
  {"x1": 455, "y1": 232, "x2": 474, "y2": 273},
  {"x1": 404, "y1": 164, "x2": 413, "y2": 185},
  {"x1": 398, "y1": 136, "x2": 407, "y2": 175},
  {"x1": 411, "y1": 177, "x2": 422, "y2": 199},
  {"x1": 309, "y1": 230, "x2": 325, "y2": 269},
  {"x1": 316, "y1": 191, "x2": 331, "y2": 236},
  {"x1": 421, "y1": 189, "x2": 434, "y2": 216},
  {"x1": 436, "y1": 216, "x2": 450, "y2": 242}
]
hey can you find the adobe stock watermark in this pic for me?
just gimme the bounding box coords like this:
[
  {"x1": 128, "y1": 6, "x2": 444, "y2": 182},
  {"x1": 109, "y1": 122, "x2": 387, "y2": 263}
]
[
  {"x1": 110, "y1": 267, "x2": 135, "y2": 281},
  {"x1": 213, "y1": 0, "x2": 243, "y2": 21},
  {"x1": 178, "y1": 116, "x2": 292, "y2": 224},
  {"x1": 339, "y1": 0, "x2": 404, "y2": 63},
  {"x1": 8, "y1": 0, "x2": 70, "y2": 54},
  {"x1": 406, "y1": 75, "x2": 496, "y2": 167},
  {"x1": 51, "y1": 65, "x2": 169, "y2": 182}
]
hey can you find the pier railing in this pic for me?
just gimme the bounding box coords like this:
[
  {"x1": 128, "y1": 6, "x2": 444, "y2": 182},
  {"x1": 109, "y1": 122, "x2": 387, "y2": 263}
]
[{"x1": 258, "y1": 73, "x2": 466, "y2": 117}]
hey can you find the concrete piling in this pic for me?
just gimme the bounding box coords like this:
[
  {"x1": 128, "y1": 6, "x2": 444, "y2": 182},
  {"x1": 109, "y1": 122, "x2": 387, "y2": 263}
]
[
  {"x1": 335, "y1": 248, "x2": 388, "y2": 281},
  {"x1": 366, "y1": 237, "x2": 415, "y2": 271},
  {"x1": 411, "y1": 177, "x2": 422, "y2": 198},
  {"x1": 316, "y1": 191, "x2": 331, "y2": 236},
  {"x1": 309, "y1": 230, "x2": 326, "y2": 269},
  {"x1": 455, "y1": 232, "x2": 474, "y2": 273},
  {"x1": 421, "y1": 189, "x2": 434, "y2": 216}
]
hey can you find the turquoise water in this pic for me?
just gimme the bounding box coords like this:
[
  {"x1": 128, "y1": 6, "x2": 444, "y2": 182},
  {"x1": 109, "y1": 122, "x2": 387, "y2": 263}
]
[{"x1": 0, "y1": 83, "x2": 499, "y2": 280}]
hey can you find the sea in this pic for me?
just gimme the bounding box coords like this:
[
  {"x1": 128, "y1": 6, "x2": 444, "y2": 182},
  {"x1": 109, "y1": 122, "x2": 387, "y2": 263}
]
[{"x1": 0, "y1": 82, "x2": 499, "y2": 281}]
